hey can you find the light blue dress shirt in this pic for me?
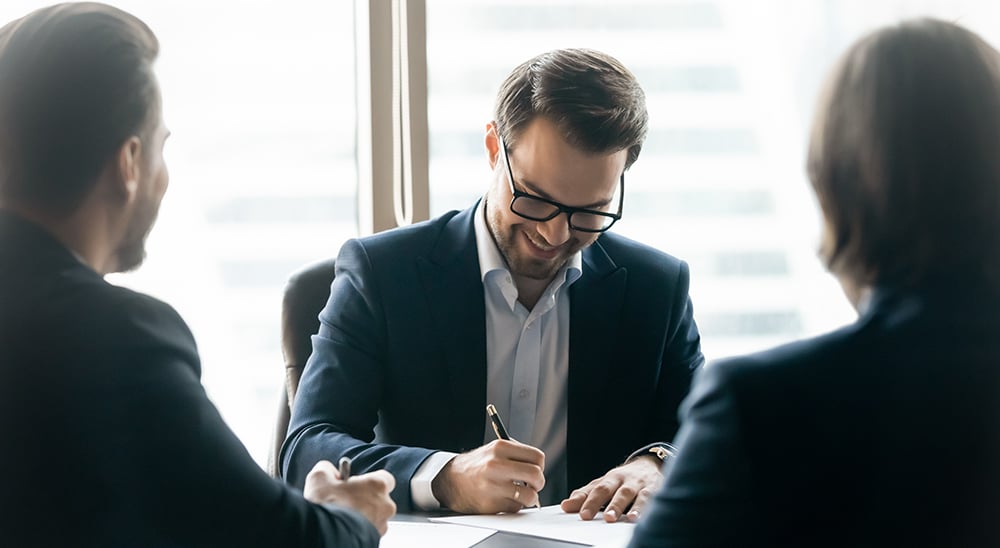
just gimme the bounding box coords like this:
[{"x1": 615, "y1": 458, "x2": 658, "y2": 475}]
[{"x1": 410, "y1": 198, "x2": 582, "y2": 509}]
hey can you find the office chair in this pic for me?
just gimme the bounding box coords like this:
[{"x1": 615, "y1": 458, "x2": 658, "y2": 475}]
[{"x1": 267, "y1": 257, "x2": 337, "y2": 477}]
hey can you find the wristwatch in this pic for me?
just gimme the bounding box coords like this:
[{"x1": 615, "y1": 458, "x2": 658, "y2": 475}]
[
  {"x1": 625, "y1": 442, "x2": 677, "y2": 465},
  {"x1": 648, "y1": 445, "x2": 674, "y2": 462}
]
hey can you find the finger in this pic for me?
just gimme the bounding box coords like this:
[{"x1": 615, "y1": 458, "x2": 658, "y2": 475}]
[
  {"x1": 511, "y1": 464, "x2": 546, "y2": 493},
  {"x1": 560, "y1": 487, "x2": 589, "y2": 513},
  {"x1": 493, "y1": 439, "x2": 546, "y2": 466},
  {"x1": 602, "y1": 483, "x2": 638, "y2": 523},
  {"x1": 362, "y1": 469, "x2": 396, "y2": 494},
  {"x1": 306, "y1": 460, "x2": 337, "y2": 482},
  {"x1": 579, "y1": 480, "x2": 618, "y2": 521},
  {"x1": 625, "y1": 486, "x2": 656, "y2": 522},
  {"x1": 504, "y1": 483, "x2": 538, "y2": 512},
  {"x1": 382, "y1": 498, "x2": 398, "y2": 524},
  {"x1": 514, "y1": 481, "x2": 541, "y2": 508},
  {"x1": 352, "y1": 471, "x2": 394, "y2": 496},
  {"x1": 485, "y1": 457, "x2": 545, "y2": 493},
  {"x1": 527, "y1": 488, "x2": 541, "y2": 508}
]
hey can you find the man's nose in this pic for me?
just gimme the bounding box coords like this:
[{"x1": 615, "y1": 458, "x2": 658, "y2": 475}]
[{"x1": 535, "y1": 213, "x2": 571, "y2": 247}]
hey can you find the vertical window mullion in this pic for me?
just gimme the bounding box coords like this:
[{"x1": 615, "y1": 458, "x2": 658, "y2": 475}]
[{"x1": 355, "y1": 0, "x2": 428, "y2": 236}]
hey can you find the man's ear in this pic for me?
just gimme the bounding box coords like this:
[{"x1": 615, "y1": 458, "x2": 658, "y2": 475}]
[
  {"x1": 485, "y1": 121, "x2": 501, "y2": 170},
  {"x1": 116, "y1": 136, "x2": 143, "y2": 201}
]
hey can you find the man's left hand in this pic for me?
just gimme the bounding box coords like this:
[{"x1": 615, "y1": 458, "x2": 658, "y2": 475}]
[{"x1": 559, "y1": 455, "x2": 663, "y2": 522}]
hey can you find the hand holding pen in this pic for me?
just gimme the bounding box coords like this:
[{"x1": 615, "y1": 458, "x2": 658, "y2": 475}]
[
  {"x1": 302, "y1": 458, "x2": 397, "y2": 536},
  {"x1": 487, "y1": 404, "x2": 541, "y2": 509},
  {"x1": 429, "y1": 404, "x2": 546, "y2": 514}
]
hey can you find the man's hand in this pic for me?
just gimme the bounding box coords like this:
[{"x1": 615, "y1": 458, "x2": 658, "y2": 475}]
[
  {"x1": 431, "y1": 439, "x2": 545, "y2": 514},
  {"x1": 560, "y1": 455, "x2": 662, "y2": 522},
  {"x1": 303, "y1": 460, "x2": 397, "y2": 536}
]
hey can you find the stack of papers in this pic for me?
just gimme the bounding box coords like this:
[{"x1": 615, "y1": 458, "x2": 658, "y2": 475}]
[
  {"x1": 431, "y1": 505, "x2": 636, "y2": 546},
  {"x1": 380, "y1": 505, "x2": 636, "y2": 547},
  {"x1": 380, "y1": 521, "x2": 496, "y2": 548}
]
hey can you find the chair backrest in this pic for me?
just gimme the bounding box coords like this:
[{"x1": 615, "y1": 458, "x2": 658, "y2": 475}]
[{"x1": 267, "y1": 257, "x2": 337, "y2": 477}]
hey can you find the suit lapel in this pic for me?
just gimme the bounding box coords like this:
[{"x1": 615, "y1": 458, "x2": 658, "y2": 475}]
[
  {"x1": 567, "y1": 238, "x2": 627, "y2": 483},
  {"x1": 416, "y1": 206, "x2": 488, "y2": 451}
]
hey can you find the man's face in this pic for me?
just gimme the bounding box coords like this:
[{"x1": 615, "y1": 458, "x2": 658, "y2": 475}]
[
  {"x1": 116, "y1": 102, "x2": 170, "y2": 273},
  {"x1": 485, "y1": 117, "x2": 626, "y2": 282}
]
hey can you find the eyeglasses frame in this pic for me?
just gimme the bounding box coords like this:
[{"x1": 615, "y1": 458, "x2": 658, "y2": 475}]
[{"x1": 497, "y1": 134, "x2": 624, "y2": 234}]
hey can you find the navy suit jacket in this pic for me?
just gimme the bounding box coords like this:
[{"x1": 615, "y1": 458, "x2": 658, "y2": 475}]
[
  {"x1": 629, "y1": 286, "x2": 1000, "y2": 547},
  {"x1": 0, "y1": 212, "x2": 378, "y2": 547},
  {"x1": 282, "y1": 205, "x2": 704, "y2": 511}
]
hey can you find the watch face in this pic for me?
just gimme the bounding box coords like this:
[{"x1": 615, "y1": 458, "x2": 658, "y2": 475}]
[{"x1": 650, "y1": 446, "x2": 672, "y2": 461}]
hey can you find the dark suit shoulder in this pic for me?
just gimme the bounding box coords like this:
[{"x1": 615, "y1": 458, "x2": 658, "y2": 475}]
[
  {"x1": 72, "y1": 276, "x2": 198, "y2": 360},
  {"x1": 594, "y1": 231, "x2": 687, "y2": 275},
  {"x1": 349, "y1": 209, "x2": 462, "y2": 263},
  {"x1": 8, "y1": 263, "x2": 204, "y2": 381},
  {"x1": 700, "y1": 319, "x2": 869, "y2": 414}
]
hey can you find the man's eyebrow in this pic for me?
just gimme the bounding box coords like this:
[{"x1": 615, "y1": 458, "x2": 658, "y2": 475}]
[{"x1": 518, "y1": 178, "x2": 613, "y2": 210}]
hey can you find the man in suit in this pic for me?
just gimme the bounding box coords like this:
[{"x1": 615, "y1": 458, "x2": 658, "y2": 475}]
[
  {"x1": 0, "y1": 3, "x2": 394, "y2": 546},
  {"x1": 283, "y1": 48, "x2": 704, "y2": 519},
  {"x1": 628, "y1": 19, "x2": 1000, "y2": 547}
]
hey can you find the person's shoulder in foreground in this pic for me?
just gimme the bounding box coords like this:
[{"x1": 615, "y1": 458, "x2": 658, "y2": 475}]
[
  {"x1": 0, "y1": 3, "x2": 394, "y2": 546},
  {"x1": 628, "y1": 17, "x2": 1000, "y2": 548}
]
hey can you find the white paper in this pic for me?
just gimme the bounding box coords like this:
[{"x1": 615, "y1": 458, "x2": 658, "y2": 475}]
[
  {"x1": 378, "y1": 521, "x2": 496, "y2": 548},
  {"x1": 431, "y1": 505, "x2": 636, "y2": 546}
]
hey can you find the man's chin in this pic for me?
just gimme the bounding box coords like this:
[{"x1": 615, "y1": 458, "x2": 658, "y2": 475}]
[
  {"x1": 512, "y1": 257, "x2": 566, "y2": 281},
  {"x1": 113, "y1": 243, "x2": 147, "y2": 273}
]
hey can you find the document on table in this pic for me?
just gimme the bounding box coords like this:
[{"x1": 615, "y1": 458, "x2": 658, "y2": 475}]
[
  {"x1": 430, "y1": 505, "x2": 636, "y2": 546},
  {"x1": 380, "y1": 521, "x2": 496, "y2": 548}
]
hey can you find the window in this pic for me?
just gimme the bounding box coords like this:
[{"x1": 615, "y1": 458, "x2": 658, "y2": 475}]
[
  {"x1": 425, "y1": 0, "x2": 1000, "y2": 360},
  {"x1": 0, "y1": 1, "x2": 358, "y2": 466},
  {"x1": 7, "y1": 0, "x2": 1000, "y2": 466}
]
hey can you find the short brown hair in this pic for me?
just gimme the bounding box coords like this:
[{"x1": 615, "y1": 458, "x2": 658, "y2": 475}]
[
  {"x1": 808, "y1": 18, "x2": 1000, "y2": 289},
  {"x1": 0, "y1": 2, "x2": 160, "y2": 215},
  {"x1": 494, "y1": 48, "x2": 648, "y2": 169}
]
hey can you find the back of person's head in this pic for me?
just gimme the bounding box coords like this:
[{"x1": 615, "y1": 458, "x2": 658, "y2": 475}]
[
  {"x1": 808, "y1": 18, "x2": 1000, "y2": 291},
  {"x1": 494, "y1": 48, "x2": 648, "y2": 168},
  {"x1": 0, "y1": 2, "x2": 159, "y2": 217}
]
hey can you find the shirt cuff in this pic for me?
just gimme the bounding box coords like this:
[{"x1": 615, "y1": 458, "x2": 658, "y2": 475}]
[{"x1": 410, "y1": 451, "x2": 458, "y2": 510}]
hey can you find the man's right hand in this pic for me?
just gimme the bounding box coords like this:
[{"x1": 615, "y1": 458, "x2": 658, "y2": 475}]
[
  {"x1": 431, "y1": 439, "x2": 545, "y2": 513},
  {"x1": 303, "y1": 460, "x2": 397, "y2": 536}
]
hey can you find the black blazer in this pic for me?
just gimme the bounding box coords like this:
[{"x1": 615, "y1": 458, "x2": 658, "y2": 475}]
[
  {"x1": 281, "y1": 204, "x2": 704, "y2": 510},
  {"x1": 629, "y1": 286, "x2": 1000, "y2": 547},
  {"x1": 0, "y1": 212, "x2": 378, "y2": 547}
]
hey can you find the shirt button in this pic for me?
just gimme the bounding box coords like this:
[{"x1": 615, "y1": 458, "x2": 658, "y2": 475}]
[{"x1": 518, "y1": 389, "x2": 529, "y2": 398}]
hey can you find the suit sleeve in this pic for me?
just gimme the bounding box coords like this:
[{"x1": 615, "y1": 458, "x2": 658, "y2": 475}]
[
  {"x1": 118, "y1": 296, "x2": 379, "y2": 548},
  {"x1": 628, "y1": 361, "x2": 757, "y2": 547},
  {"x1": 281, "y1": 239, "x2": 435, "y2": 512}
]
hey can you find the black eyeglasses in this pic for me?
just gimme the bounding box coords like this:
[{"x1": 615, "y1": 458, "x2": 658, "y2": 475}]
[{"x1": 499, "y1": 136, "x2": 623, "y2": 233}]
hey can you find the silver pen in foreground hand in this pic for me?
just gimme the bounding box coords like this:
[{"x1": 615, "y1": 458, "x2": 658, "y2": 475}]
[
  {"x1": 486, "y1": 403, "x2": 541, "y2": 509},
  {"x1": 339, "y1": 456, "x2": 352, "y2": 480}
]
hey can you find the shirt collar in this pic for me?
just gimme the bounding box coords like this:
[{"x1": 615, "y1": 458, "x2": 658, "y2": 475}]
[{"x1": 474, "y1": 198, "x2": 510, "y2": 283}]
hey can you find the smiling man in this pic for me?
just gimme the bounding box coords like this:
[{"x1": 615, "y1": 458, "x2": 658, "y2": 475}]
[{"x1": 282, "y1": 48, "x2": 704, "y2": 521}]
